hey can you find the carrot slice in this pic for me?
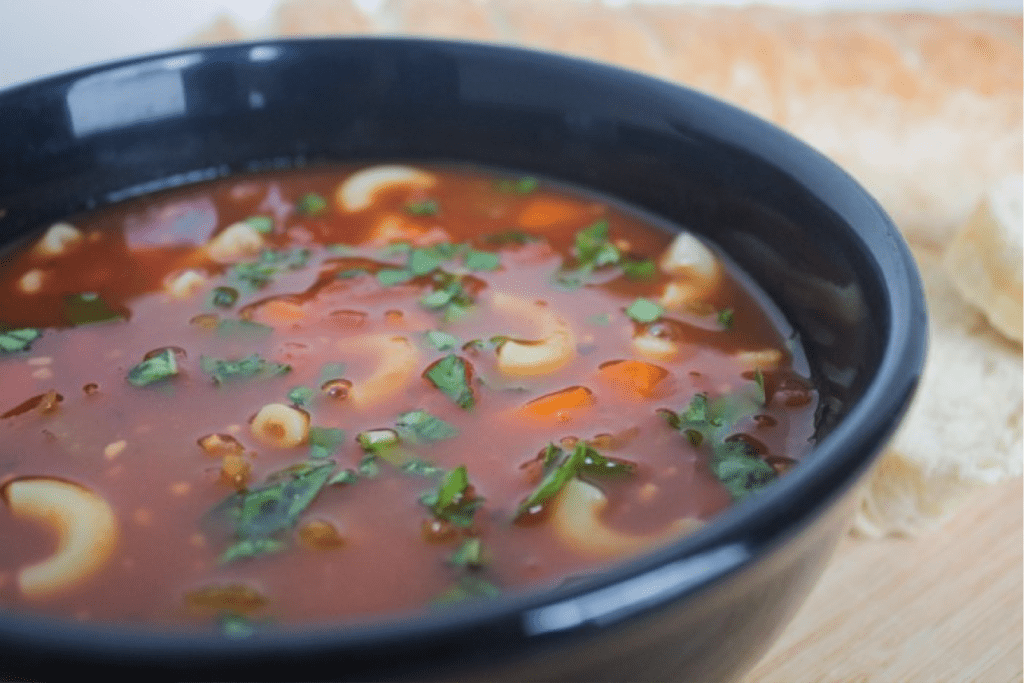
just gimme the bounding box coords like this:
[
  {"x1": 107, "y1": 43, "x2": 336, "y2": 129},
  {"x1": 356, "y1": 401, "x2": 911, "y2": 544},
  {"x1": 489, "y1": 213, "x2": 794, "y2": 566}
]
[
  {"x1": 597, "y1": 360, "x2": 670, "y2": 399},
  {"x1": 517, "y1": 386, "x2": 595, "y2": 421},
  {"x1": 260, "y1": 298, "x2": 306, "y2": 323},
  {"x1": 517, "y1": 199, "x2": 585, "y2": 229}
]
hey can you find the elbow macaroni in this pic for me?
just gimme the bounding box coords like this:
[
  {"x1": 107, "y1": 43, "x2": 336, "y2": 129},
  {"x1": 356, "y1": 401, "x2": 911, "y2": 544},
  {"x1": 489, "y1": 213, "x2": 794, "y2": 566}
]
[{"x1": 1, "y1": 477, "x2": 119, "y2": 600}]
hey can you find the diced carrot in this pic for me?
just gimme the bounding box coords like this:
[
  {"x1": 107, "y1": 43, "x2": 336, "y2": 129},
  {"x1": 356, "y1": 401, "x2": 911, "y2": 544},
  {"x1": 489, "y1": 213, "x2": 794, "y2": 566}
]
[
  {"x1": 517, "y1": 198, "x2": 585, "y2": 229},
  {"x1": 597, "y1": 360, "x2": 670, "y2": 399},
  {"x1": 261, "y1": 298, "x2": 306, "y2": 322},
  {"x1": 516, "y1": 386, "x2": 595, "y2": 421}
]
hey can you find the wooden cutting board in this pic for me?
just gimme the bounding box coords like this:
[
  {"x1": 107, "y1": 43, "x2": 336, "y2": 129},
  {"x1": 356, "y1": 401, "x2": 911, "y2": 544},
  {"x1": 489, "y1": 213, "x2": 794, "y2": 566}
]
[{"x1": 738, "y1": 478, "x2": 1023, "y2": 682}]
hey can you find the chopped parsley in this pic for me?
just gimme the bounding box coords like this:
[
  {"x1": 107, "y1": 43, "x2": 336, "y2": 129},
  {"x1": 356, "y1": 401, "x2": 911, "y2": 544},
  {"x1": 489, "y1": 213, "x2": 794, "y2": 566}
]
[
  {"x1": 355, "y1": 428, "x2": 407, "y2": 467},
  {"x1": 210, "y1": 460, "x2": 335, "y2": 563},
  {"x1": 401, "y1": 459, "x2": 446, "y2": 478},
  {"x1": 462, "y1": 249, "x2": 500, "y2": 272},
  {"x1": 0, "y1": 328, "x2": 41, "y2": 354},
  {"x1": 420, "y1": 465, "x2": 482, "y2": 528},
  {"x1": 230, "y1": 248, "x2": 311, "y2": 290},
  {"x1": 661, "y1": 375, "x2": 774, "y2": 500},
  {"x1": 376, "y1": 268, "x2": 414, "y2": 287},
  {"x1": 448, "y1": 538, "x2": 486, "y2": 568},
  {"x1": 423, "y1": 355, "x2": 474, "y2": 409},
  {"x1": 244, "y1": 215, "x2": 274, "y2": 234},
  {"x1": 433, "y1": 575, "x2": 501, "y2": 605},
  {"x1": 555, "y1": 220, "x2": 658, "y2": 288},
  {"x1": 395, "y1": 410, "x2": 458, "y2": 443},
  {"x1": 419, "y1": 272, "x2": 475, "y2": 322},
  {"x1": 295, "y1": 192, "x2": 328, "y2": 216},
  {"x1": 200, "y1": 354, "x2": 291, "y2": 385},
  {"x1": 515, "y1": 441, "x2": 636, "y2": 521},
  {"x1": 717, "y1": 308, "x2": 735, "y2": 330},
  {"x1": 126, "y1": 348, "x2": 178, "y2": 387},
  {"x1": 423, "y1": 329, "x2": 461, "y2": 351},
  {"x1": 625, "y1": 298, "x2": 664, "y2": 324},
  {"x1": 493, "y1": 176, "x2": 539, "y2": 194},
  {"x1": 329, "y1": 469, "x2": 359, "y2": 485},
  {"x1": 405, "y1": 199, "x2": 439, "y2": 216},
  {"x1": 210, "y1": 286, "x2": 239, "y2": 309},
  {"x1": 287, "y1": 385, "x2": 315, "y2": 407},
  {"x1": 308, "y1": 426, "x2": 346, "y2": 459},
  {"x1": 482, "y1": 229, "x2": 539, "y2": 247}
]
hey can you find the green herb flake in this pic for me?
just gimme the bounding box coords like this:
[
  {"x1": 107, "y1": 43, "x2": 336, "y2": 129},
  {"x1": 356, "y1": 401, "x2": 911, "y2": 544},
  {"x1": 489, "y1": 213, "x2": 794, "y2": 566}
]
[
  {"x1": 515, "y1": 442, "x2": 635, "y2": 521},
  {"x1": 494, "y1": 176, "x2": 539, "y2": 194},
  {"x1": 210, "y1": 286, "x2": 239, "y2": 309},
  {"x1": 200, "y1": 354, "x2": 291, "y2": 385},
  {"x1": 127, "y1": 348, "x2": 178, "y2": 387},
  {"x1": 329, "y1": 469, "x2": 359, "y2": 486},
  {"x1": 357, "y1": 454, "x2": 380, "y2": 479},
  {"x1": 402, "y1": 459, "x2": 445, "y2": 478},
  {"x1": 625, "y1": 298, "x2": 664, "y2": 324},
  {"x1": 514, "y1": 442, "x2": 586, "y2": 520},
  {"x1": 408, "y1": 248, "x2": 443, "y2": 276},
  {"x1": 356, "y1": 428, "x2": 400, "y2": 454},
  {"x1": 219, "y1": 613, "x2": 261, "y2": 639},
  {"x1": 219, "y1": 537, "x2": 286, "y2": 564},
  {"x1": 463, "y1": 249, "x2": 500, "y2": 272},
  {"x1": 717, "y1": 308, "x2": 735, "y2": 330},
  {"x1": 448, "y1": 538, "x2": 486, "y2": 568},
  {"x1": 210, "y1": 460, "x2": 335, "y2": 563},
  {"x1": 244, "y1": 215, "x2": 274, "y2": 234},
  {"x1": 395, "y1": 410, "x2": 458, "y2": 444},
  {"x1": 423, "y1": 355, "x2": 475, "y2": 409},
  {"x1": 64, "y1": 292, "x2": 126, "y2": 326},
  {"x1": 664, "y1": 377, "x2": 776, "y2": 500},
  {"x1": 420, "y1": 465, "x2": 482, "y2": 528},
  {"x1": 433, "y1": 575, "x2": 501, "y2": 605},
  {"x1": 376, "y1": 268, "x2": 414, "y2": 287},
  {"x1": 0, "y1": 328, "x2": 41, "y2": 354},
  {"x1": 405, "y1": 199, "x2": 440, "y2": 216},
  {"x1": 231, "y1": 248, "x2": 311, "y2": 290},
  {"x1": 423, "y1": 329, "x2": 461, "y2": 351},
  {"x1": 482, "y1": 229, "x2": 539, "y2": 247},
  {"x1": 588, "y1": 313, "x2": 611, "y2": 327},
  {"x1": 308, "y1": 427, "x2": 346, "y2": 460},
  {"x1": 622, "y1": 256, "x2": 657, "y2": 281},
  {"x1": 712, "y1": 441, "x2": 777, "y2": 500},
  {"x1": 336, "y1": 268, "x2": 369, "y2": 279},
  {"x1": 287, "y1": 385, "x2": 315, "y2": 407},
  {"x1": 574, "y1": 220, "x2": 620, "y2": 268},
  {"x1": 420, "y1": 288, "x2": 455, "y2": 310},
  {"x1": 295, "y1": 192, "x2": 328, "y2": 216}
]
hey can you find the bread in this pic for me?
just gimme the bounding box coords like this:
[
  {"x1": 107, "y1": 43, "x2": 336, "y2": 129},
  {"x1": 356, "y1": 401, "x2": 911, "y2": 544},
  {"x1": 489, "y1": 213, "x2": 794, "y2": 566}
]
[
  {"x1": 942, "y1": 174, "x2": 1023, "y2": 343},
  {"x1": 187, "y1": 1, "x2": 1023, "y2": 536},
  {"x1": 853, "y1": 245, "x2": 1022, "y2": 536}
]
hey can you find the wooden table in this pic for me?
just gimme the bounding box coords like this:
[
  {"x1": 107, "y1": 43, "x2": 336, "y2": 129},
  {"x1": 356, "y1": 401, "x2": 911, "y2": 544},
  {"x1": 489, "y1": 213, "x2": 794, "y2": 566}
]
[{"x1": 739, "y1": 479, "x2": 1023, "y2": 682}]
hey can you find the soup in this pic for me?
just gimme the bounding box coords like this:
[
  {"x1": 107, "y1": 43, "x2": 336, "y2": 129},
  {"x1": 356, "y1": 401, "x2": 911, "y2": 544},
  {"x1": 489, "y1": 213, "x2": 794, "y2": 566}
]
[{"x1": 0, "y1": 164, "x2": 816, "y2": 632}]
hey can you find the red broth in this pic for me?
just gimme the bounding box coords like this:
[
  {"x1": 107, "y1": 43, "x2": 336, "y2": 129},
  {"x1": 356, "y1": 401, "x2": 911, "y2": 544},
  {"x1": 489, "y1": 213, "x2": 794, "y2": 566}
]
[{"x1": 0, "y1": 164, "x2": 816, "y2": 630}]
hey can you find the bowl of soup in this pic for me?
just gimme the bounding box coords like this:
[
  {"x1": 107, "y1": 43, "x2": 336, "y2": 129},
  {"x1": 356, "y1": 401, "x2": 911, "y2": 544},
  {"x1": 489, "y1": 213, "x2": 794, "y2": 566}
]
[{"x1": 0, "y1": 38, "x2": 926, "y2": 681}]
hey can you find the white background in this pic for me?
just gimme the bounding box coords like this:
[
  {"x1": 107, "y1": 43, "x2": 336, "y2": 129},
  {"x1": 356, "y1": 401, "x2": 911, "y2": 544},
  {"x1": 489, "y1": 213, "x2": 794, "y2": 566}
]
[{"x1": 0, "y1": 0, "x2": 1019, "y2": 89}]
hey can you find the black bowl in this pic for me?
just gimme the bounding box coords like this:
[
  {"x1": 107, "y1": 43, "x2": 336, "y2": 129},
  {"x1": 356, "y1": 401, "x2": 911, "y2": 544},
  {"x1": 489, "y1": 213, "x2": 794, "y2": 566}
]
[{"x1": 0, "y1": 38, "x2": 926, "y2": 681}]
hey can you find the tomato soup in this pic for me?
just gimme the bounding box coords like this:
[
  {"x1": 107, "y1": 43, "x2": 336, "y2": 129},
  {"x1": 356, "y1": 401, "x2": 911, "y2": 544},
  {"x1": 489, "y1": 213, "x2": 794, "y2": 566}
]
[{"x1": 0, "y1": 164, "x2": 816, "y2": 632}]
